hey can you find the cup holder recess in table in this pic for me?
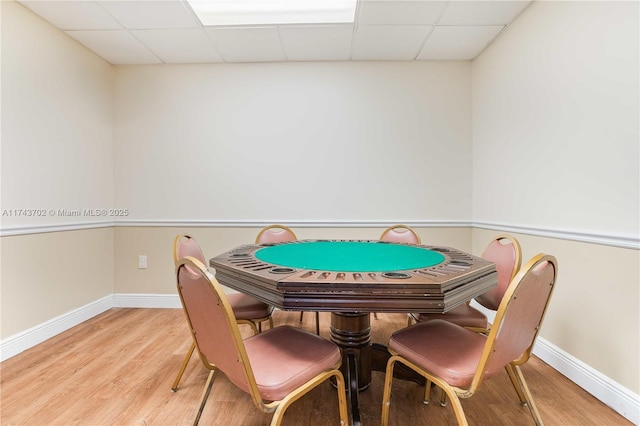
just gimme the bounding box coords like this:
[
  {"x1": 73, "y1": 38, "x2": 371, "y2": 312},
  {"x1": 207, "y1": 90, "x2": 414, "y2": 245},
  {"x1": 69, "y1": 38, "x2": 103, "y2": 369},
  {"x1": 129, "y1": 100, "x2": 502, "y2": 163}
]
[
  {"x1": 382, "y1": 272, "x2": 411, "y2": 279},
  {"x1": 269, "y1": 267, "x2": 296, "y2": 274}
]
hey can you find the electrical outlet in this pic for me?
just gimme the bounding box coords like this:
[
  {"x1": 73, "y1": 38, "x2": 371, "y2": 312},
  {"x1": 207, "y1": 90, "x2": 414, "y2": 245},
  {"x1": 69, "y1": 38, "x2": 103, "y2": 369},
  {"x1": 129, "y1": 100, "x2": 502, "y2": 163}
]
[{"x1": 138, "y1": 255, "x2": 147, "y2": 269}]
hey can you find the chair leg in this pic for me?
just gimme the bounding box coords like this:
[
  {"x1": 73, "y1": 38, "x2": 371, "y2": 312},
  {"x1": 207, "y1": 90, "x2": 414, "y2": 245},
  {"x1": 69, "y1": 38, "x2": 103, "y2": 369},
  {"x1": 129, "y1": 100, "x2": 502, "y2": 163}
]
[
  {"x1": 407, "y1": 313, "x2": 416, "y2": 326},
  {"x1": 439, "y1": 384, "x2": 468, "y2": 426},
  {"x1": 439, "y1": 388, "x2": 448, "y2": 406},
  {"x1": 423, "y1": 379, "x2": 432, "y2": 404},
  {"x1": 171, "y1": 340, "x2": 196, "y2": 392},
  {"x1": 424, "y1": 373, "x2": 469, "y2": 426},
  {"x1": 423, "y1": 379, "x2": 448, "y2": 406},
  {"x1": 300, "y1": 311, "x2": 320, "y2": 335},
  {"x1": 510, "y1": 364, "x2": 544, "y2": 425},
  {"x1": 373, "y1": 312, "x2": 378, "y2": 319},
  {"x1": 193, "y1": 369, "x2": 216, "y2": 426},
  {"x1": 505, "y1": 363, "x2": 527, "y2": 404},
  {"x1": 381, "y1": 356, "x2": 398, "y2": 426},
  {"x1": 333, "y1": 371, "x2": 349, "y2": 426},
  {"x1": 385, "y1": 356, "x2": 469, "y2": 426}
]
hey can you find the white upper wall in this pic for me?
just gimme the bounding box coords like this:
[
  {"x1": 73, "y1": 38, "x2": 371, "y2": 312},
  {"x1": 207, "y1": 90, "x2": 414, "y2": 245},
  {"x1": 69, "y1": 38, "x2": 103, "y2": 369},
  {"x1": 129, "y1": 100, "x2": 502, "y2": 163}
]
[
  {"x1": 1, "y1": 0, "x2": 115, "y2": 229},
  {"x1": 472, "y1": 1, "x2": 639, "y2": 239},
  {"x1": 114, "y1": 61, "x2": 472, "y2": 223}
]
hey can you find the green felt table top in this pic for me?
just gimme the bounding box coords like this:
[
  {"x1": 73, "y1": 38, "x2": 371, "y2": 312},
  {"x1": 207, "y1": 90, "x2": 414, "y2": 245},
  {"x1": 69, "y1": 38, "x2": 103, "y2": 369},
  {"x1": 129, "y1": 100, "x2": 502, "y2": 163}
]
[{"x1": 255, "y1": 240, "x2": 445, "y2": 272}]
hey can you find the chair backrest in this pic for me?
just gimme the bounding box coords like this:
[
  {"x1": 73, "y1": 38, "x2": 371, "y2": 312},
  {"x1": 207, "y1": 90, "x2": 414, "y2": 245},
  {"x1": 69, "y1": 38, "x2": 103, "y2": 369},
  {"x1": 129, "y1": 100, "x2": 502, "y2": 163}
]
[
  {"x1": 474, "y1": 235, "x2": 522, "y2": 310},
  {"x1": 176, "y1": 257, "x2": 261, "y2": 402},
  {"x1": 173, "y1": 234, "x2": 206, "y2": 265},
  {"x1": 380, "y1": 225, "x2": 421, "y2": 244},
  {"x1": 474, "y1": 254, "x2": 558, "y2": 387},
  {"x1": 255, "y1": 224, "x2": 297, "y2": 244}
]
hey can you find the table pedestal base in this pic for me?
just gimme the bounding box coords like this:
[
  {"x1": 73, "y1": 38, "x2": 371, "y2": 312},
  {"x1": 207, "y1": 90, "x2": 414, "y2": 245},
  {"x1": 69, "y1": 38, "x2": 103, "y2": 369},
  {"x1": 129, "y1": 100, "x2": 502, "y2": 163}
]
[
  {"x1": 330, "y1": 312, "x2": 426, "y2": 426},
  {"x1": 330, "y1": 312, "x2": 371, "y2": 426},
  {"x1": 330, "y1": 312, "x2": 372, "y2": 389}
]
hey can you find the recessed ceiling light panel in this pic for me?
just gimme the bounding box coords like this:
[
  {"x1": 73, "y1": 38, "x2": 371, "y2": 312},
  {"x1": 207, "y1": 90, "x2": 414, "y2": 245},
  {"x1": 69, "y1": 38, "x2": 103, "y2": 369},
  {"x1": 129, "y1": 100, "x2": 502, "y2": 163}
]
[{"x1": 188, "y1": 0, "x2": 357, "y2": 26}]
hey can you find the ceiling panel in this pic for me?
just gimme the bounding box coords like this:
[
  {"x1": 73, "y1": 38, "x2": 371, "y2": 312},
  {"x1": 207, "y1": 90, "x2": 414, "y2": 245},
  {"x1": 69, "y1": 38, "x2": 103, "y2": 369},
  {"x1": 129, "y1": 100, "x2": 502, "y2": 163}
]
[
  {"x1": 438, "y1": 1, "x2": 531, "y2": 26},
  {"x1": 18, "y1": 0, "x2": 533, "y2": 64},
  {"x1": 132, "y1": 29, "x2": 223, "y2": 63},
  {"x1": 207, "y1": 27, "x2": 286, "y2": 62},
  {"x1": 353, "y1": 25, "x2": 432, "y2": 60},
  {"x1": 279, "y1": 25, "x2": 354, "y2": 61},
  {"x1": 65, "y1": 30, "x2": 161, "y2": 64},
  {"x1": 20, "y1": 1, "x2": 122, "y2": 30},
  {"x1": 417, "y1": 25, "x2": 504, "y2": 60},
  {"x1": 357, "y1": 0, "x2": 446, "y2": 26},
  {"x1": 99, "y1": 1, "x2": 200, "y2": 29}
]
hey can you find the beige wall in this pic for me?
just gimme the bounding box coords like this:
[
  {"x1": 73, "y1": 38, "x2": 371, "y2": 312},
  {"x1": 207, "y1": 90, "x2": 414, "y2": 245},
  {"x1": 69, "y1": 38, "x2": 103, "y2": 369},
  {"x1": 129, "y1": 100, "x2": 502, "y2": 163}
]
[
  {"x1": 1, "y1": 228, "x2": 114, "y2": 337},
  {"x1": 472, "y1": 228, "x2": 639, "y2": 393},
  {"x1": 114, "y1": 226, "x2": 471, "y2": 294}
]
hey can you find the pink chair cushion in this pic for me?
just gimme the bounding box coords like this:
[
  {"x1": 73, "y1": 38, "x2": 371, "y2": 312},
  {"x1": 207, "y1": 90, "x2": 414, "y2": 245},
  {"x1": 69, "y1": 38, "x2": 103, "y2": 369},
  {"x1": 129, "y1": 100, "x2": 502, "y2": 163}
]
[
  {"x1": 415, "y1": 304, "x2": 488, "y2": 329},
  {"x1": 227, "y1": 293, "x2": 273, "y2": 320},
  {"x1": 244, "y1": 326, "x2": 342, "y2": 401},
  {"x1": 389, "y1": 319, "x2": 488, "y2": 388}
]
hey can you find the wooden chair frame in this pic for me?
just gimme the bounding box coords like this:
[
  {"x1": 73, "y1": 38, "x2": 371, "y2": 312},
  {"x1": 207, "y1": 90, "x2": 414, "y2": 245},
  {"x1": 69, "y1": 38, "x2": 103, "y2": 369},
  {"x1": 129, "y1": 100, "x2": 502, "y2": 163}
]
[
  {"x1": 382, "y1": 254, "x2": 558, "y2": 426},
  {"x1": 177, "y1": 257, "x2": 348, "y2": 426}
]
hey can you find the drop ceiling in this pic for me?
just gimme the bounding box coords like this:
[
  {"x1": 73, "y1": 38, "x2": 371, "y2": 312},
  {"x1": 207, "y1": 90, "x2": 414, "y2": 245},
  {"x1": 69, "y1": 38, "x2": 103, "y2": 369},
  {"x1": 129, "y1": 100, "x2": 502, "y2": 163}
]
[{"x1": 18, "y1": 0, "x2": 532, "y2": 64}]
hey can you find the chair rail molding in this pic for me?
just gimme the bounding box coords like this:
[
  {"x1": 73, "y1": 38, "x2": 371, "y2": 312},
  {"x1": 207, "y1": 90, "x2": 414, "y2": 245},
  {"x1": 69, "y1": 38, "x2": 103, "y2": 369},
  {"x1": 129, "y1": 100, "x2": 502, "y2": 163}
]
[
  {"x1": 0, "y1": 221, "x2": 113, "y2": 236},
  {"x1": 1, "y1": 219, "x2": 637, "y2": 249},
  {"x1": 473, "y1": 221, "x2": 639, "y2": 250}
]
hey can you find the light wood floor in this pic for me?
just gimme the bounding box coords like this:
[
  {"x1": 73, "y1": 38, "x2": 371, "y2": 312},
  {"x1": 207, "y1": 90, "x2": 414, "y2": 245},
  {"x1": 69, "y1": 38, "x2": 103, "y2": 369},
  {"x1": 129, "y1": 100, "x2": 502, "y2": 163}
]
[{"x1": 1, "y1": 308, "x2": 631, "y2": 426}]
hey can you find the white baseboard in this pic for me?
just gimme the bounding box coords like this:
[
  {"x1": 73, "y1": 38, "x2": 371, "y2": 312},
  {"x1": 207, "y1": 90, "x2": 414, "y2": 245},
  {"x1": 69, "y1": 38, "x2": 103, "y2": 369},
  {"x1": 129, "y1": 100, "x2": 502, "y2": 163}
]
[
  {"x1": 113, "y1": 293, "x2": 182, "y2": 309},
  {"x1": 534, "y1": 337, "x2": 639, "y2": 425},
  {"x1": 0, "y1": 295, "x2": 113, "y2": 362},
  {"x1": 2, "y1": 294, "x2": 638, "y2": 425}
]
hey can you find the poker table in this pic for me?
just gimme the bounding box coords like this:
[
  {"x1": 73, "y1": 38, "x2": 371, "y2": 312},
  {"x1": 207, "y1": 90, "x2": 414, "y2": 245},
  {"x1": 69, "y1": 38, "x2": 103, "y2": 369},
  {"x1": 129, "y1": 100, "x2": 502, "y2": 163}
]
[{"x1": 209, "y1": 240, "x2": 497, "y2": 425}]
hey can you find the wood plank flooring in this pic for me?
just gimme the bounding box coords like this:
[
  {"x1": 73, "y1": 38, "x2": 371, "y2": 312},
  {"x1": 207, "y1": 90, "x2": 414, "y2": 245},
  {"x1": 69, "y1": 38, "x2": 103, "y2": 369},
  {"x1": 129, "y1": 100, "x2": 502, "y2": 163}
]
[{"x1": 0, "y1": 308, "x2": 631, "y2": 425}]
